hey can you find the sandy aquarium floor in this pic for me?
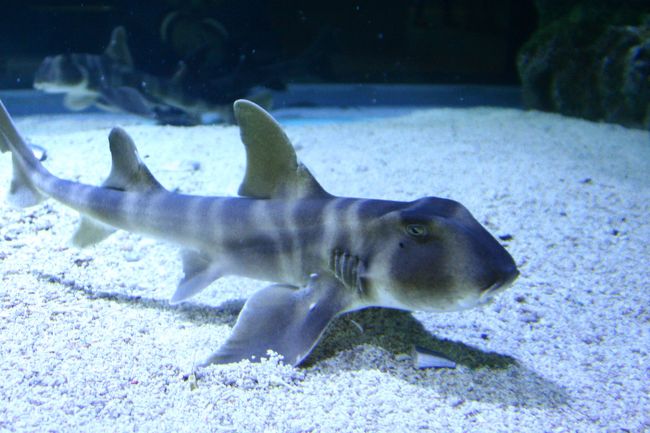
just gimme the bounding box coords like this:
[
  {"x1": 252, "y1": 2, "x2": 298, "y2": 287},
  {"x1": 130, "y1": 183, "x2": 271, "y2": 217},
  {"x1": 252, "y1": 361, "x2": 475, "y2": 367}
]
[{"x1": 0, "y1": 106, "x2": 648, "y2": 432}]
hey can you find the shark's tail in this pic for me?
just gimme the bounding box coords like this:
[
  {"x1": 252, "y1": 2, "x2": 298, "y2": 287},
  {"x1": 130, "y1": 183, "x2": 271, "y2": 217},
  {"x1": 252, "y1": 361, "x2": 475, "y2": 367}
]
[
  {"x1": 0, "y1": 100, "x2": 47, "y2": 207},
  {"x1": 1, "y1": 99, "x2": 169, "y2": 248}
]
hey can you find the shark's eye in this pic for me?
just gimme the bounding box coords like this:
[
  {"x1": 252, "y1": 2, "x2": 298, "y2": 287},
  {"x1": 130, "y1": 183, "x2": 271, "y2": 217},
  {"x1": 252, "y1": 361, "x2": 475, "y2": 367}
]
[{"x1": 405, "y1": 223, "x2": 428, "y2": 237}]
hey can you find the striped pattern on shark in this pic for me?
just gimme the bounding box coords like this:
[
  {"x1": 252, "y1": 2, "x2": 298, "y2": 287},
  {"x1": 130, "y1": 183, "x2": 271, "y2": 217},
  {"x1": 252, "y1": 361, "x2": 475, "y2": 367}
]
[{"x1": 0, "y1": 99, "x2": 518, "y2": 367}]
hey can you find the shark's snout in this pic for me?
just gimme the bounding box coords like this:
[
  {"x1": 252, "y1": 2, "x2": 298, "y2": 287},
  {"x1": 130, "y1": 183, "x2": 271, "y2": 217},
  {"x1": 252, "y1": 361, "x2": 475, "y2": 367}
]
[
  {"x1": 499, "y1": 262, "x2": 520, "y2": 287},
  {"x1": 468, "y1": 236, "x2": 519, "y2": 305},
  {"x1": 479, "y1": 264, "x2": 519, "y2": 304},
  {"x1": 481, "y1": 240, "x2": 519, "y2": 286},
  {"x1": 471, "y1": 226, "x2": 519, "y2": 299}
]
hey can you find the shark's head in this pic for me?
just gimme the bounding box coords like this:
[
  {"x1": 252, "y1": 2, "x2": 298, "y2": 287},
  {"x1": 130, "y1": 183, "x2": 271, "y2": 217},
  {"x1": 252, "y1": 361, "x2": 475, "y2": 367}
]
[
  {"x1": 364, "y1": 196, "x2": 518, "y2": 312},
  {"x1": 33, "y1": 54, "x2": 87, "y2": 93}
]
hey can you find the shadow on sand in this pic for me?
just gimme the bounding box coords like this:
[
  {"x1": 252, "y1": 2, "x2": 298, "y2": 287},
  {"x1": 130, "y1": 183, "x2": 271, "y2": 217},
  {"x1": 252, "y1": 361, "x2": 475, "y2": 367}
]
[{"x1": 51, "y1": 273, "x2": 568, "y2": 409}]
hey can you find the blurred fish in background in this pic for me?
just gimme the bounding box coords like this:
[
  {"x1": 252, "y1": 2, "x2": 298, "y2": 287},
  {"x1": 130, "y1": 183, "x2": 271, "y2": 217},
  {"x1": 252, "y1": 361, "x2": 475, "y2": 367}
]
[
  {"x1": 32, "y1": 1, "x2": 332, "y2": 124},
  {"x1": 33, "y1": 26, "x2": 197, "y2": 124}
]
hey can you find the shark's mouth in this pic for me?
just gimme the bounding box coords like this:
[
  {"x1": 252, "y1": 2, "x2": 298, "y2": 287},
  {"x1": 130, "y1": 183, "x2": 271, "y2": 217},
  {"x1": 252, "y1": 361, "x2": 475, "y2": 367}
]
[
  {"x1": 479, "y1": 269, "x2": 520, "y2": 305},
  {"x1": 479, "y1": 283, "x2": 502, "y2": 305}
]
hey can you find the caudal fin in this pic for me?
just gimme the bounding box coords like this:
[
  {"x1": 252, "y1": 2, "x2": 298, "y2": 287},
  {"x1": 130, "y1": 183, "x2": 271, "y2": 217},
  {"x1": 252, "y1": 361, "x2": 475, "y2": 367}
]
[{"x1": 0, "y1": 100, "x2": 46, "y2": 207}]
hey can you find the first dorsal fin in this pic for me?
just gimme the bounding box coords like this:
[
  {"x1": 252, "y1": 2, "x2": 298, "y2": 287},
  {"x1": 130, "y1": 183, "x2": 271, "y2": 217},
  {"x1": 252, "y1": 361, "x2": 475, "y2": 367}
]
[
  {"x1": 72, "y1": 127, "x2": 164, "y2": 247},
  {"x1": 104, "y1": 26, "x2": 134, "y2": 67},
  {"x1": 234, "y1": 99, "x2": 330, "y2": 200}
]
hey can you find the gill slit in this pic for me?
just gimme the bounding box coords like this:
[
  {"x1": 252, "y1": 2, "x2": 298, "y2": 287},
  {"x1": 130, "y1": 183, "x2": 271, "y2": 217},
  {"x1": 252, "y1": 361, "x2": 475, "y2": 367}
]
[{"x1": 329, "y1": 248, "x2": 367, "y2": 295}]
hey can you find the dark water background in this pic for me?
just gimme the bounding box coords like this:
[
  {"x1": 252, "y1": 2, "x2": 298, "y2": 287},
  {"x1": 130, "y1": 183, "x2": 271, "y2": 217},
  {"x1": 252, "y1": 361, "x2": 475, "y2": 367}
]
[{"x1": 0, "y1": 1, "x2": 537, "y2": 89}]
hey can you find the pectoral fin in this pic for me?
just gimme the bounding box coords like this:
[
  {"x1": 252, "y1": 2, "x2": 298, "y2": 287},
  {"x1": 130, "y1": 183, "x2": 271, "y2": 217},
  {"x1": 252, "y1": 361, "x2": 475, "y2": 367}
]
[{"x1": 201, "y1": 273, "x2": 351, "y2": 367}]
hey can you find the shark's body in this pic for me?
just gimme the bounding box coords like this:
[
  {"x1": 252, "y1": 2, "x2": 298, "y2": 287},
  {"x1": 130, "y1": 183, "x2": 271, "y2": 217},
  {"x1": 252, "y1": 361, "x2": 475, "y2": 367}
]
[{"x1": 0, "y1": 99, "x2": 518, "y2": 366}]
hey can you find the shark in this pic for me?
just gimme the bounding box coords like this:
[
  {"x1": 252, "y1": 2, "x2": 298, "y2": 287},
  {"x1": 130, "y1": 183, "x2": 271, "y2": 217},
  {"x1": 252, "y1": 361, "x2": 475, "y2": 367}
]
[
  {"x1": 33, "y1": 26, "x2": 282, "y2": 125},
  {"x1": 0, "y1": 99, "x2": 519, "y2": 367},
  {"x1": 33, "y1": 27, "x2": 172, "y2": 121}
]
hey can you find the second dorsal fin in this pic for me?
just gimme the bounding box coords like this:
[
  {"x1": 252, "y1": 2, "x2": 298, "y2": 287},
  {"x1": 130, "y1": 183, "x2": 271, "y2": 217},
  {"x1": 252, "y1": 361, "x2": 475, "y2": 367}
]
[
  {"x1": 103, "y1": 127, "x2": 165, "y2": 192},
  {"x1": 72, "y1": 127, "x2": 165, "y2": 247},
  {"x1": 234, "y1": 99, "x2": 330, "y2": 200}
]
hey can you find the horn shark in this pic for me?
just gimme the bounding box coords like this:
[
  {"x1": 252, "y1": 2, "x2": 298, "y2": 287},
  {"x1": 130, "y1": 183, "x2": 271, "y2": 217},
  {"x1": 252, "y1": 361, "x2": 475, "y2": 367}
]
[
  {"x1": 0, "y1": 99, "x2": 519, "y2": 367},
  {"x1": 33, "y1": 26, "x2": 278, "y2": 125},
  {"x1": 33, "y1": 27, "x2": 172, "y2": 121}
]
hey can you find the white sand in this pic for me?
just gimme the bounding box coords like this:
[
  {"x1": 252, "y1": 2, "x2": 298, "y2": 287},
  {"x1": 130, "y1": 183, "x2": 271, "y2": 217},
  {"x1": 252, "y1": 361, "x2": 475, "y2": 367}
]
[{"x1": 1, "y1": 107, "x2": 648, "y2": 432}]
